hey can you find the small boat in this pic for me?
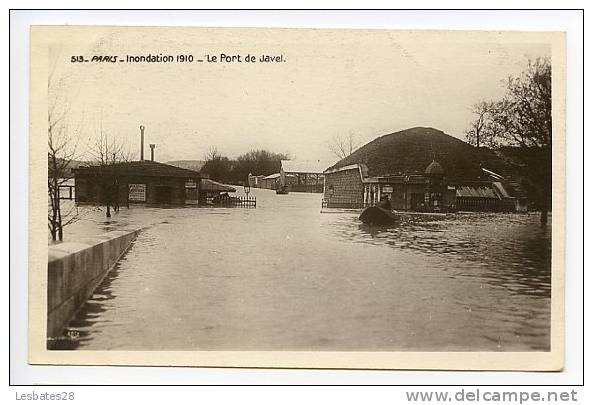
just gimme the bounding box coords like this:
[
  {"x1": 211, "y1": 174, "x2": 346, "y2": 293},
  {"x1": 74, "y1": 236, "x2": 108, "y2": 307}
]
[
  {"x1": 359, "y1": 206, "x2": 399, "y2": 225},
  {"x1": 276, "y1": 185, "x2": 289, "y2": 195}
]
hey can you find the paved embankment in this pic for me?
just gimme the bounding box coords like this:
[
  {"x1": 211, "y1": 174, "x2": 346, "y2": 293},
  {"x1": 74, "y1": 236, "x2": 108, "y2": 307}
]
[{"x1": 47, "y1": 229, "x2": 140, "y2": 338}]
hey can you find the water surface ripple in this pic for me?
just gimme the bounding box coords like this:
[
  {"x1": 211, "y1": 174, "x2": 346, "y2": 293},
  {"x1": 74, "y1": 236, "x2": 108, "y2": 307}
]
[{"x1": 56, "y1": 188, "x2": 551, "y2": 351}]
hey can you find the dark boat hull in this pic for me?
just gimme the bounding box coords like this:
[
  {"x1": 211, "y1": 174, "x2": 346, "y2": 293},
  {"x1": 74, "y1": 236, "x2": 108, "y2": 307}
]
[{"x1": 359, "y1": 206, "x2": 398, "y2": 225}]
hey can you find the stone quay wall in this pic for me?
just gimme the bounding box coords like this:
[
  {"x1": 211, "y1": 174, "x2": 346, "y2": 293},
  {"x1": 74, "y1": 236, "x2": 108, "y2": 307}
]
[{"x1": 47, "y1": 229, "x2": 139, "y2": 339}]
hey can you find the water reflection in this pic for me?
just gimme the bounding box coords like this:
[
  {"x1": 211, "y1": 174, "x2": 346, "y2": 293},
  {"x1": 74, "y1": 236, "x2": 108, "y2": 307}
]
[
  {"x1": 342, "y1": 213, "x2": 551, "y2": 298},
  {"x1": 55, "y1": 189, "x2": 551, "y2": 352}
]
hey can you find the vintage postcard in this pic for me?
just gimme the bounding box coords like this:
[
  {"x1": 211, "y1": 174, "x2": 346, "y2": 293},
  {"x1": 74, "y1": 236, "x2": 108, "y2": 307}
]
[{"x1": 29, "y1": 26, "x2": 565, "y2": 370}]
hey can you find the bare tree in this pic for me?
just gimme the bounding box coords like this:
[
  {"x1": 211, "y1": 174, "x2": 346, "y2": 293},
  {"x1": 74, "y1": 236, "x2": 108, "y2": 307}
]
[
  {"x1": 201, "y1": 145, "x2": 232, "y2": 182},
  {"x1": 464, "y1": 101, "x2": 500, "y2": 148},
  {"x1": 204, "y1": 145, "x2": 221, "y2": 161},
  {"x1": 47, "y1": 78, "x2": 86, "y2": 241},
  {"x1": 467, "y1": 57, "x2": 552, "y2": 225},
  {"x1": 88, "y1": 124, "x2": 130, "y2": 217},
  {"x1": 328, "y1": 132, "x2": 361, "y2": 160},
  {"x1": 496, "y1": 58, "x2": 552, "y2": 149},
  {"x1": 48, "y1": 111, "x2": 80, "y2": 241}
]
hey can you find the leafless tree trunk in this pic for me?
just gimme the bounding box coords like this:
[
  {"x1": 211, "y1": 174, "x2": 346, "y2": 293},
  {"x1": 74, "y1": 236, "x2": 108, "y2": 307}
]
[
  {"x1": 47, "y1": 89, "x2": 83, "y2": 241},
  {"x1": 328, "y1": 132, "x2": 361, "y2": 160},
  {"x1": 464, "y1": 101, "x2": 499, "y2": 148},
  {"x1": 466, "y1": 57, "x2": 552, "y2": 225},
  {"x1": 205, "y1": 145, "x2": 221, "y2": 161},
  {"x1": 88, "y1": 123, "x2": 130, "y2": 217}
]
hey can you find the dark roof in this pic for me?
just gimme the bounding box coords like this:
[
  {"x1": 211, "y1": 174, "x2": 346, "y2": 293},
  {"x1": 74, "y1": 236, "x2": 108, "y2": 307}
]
[
  {"x1": 327, "y1": 127, "x2": 510, "y2": 181},
  {"x1": 200, "y1": 178, "x2": 236, "y2": 192},
  {"x1": 73, "y1": 160, "x2": 201, "y2": 178}
]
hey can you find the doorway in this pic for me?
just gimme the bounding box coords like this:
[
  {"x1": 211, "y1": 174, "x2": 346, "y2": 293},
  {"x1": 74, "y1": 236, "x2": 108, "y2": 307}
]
[
  {"x1": 411, "y1": 193, "x2": 424, "y2": 211},
  {"x1": 155, "y1": 186, "x2": 173, "y2": 204}
]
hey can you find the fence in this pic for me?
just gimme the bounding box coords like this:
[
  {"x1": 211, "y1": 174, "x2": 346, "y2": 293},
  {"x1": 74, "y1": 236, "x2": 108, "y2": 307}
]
[
  {"x1": 323, "y1": 196, "x2": 521, "y2": 213},
  {"x1": 456, "y1": 197, "x2": 514, "y2": 212},
  {"x1": 213, "y1": 196, "x2": 257, "y2": 208},
  {"x1": 234, "y1": 196, "x2": 257, "y2": 208},
  {"x1": 290, "y1": 184, "x2": 324, "y2": 193},
  {"x1": 321, "y1": 198, "x2": 365, "y2": 209}
]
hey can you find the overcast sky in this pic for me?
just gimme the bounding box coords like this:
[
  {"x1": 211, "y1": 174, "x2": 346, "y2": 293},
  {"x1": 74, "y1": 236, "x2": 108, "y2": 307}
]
[{"x1": 49, "y1": 27, "x2": 551, "y2": 167}]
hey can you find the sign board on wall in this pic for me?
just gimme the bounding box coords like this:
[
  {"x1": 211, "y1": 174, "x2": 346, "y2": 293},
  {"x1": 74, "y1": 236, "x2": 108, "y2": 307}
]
[
  {"x1": 129, "y1": 184, "x2": 146, "y2": 202},
  {"x1": 382, "y1": 185, "x2": 393, "y2": 193}
]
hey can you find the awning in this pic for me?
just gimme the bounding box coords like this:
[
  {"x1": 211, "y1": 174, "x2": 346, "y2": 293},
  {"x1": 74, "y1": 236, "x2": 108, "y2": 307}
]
[
  {"x1": 456, "y1": 186, "x2": 498, "y2": 199},
  {"x1": 200, "y1": 179, "x2": 236, "y2": 192},
  {"x1": 491, "y1": 182, "x2": 513, "y2": 199}
]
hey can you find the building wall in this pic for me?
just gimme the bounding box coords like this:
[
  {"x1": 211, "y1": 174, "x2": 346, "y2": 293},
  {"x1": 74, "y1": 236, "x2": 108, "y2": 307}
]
[
  {"x1": 75, "y1": 174, "x2": 199, "y2": 205},
  {"x1": 324, "y1": 168, "x2": 364, "y2": 208},
  {"x1": 324, "y1": 172, "x2": 458, "y2": 211},
  {"x1": 379, "y1": 183, "x2": 427, "y2": 210},
  {"x1": 324, "y1": 168, "x2": 527, "y2": 213},
  {"x1": 260, "y1": 177, "x2": 279, "y2": 190},
  {"x1": 248, "y1": 175, "x2": 265, "y2": 188}
]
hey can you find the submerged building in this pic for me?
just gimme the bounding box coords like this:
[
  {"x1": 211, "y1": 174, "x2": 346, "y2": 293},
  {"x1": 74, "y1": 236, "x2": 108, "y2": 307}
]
[
  {"x1": 74, "y1": 160, "x2": 203, "y2": 205},
  {"x1": 199, "y1": 178, "x2": 236, "y2": 204},
  {"x1": 74, "y1": 125, "x2": 238, "y2": 207},
  {"x1": 279, "y1": 160, "x2": 326, "y2": 193},
  {"x1": 323, "y1": 127, "x2": 528, "y2": 212},
  {"x1": 247, "y1": 160, "x2": 326, "y2": 193}
]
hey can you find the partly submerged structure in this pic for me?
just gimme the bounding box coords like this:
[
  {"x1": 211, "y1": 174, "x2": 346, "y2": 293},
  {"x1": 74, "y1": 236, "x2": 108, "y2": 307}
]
[
  {"x1": 248, "y1": 173, "x2": 281, "y2": 190},
  {"x1": 279, "y1": 160, "x2": 326, "y2": 193},
  {"x1": 74, "y1": 160, "x2": 202, "y2": 205},
  {"x1": 199, "y1": 178, "x2": 236, "y2": 204},
  {"x1": 247, "y1": 160, "x2": 327, "y2": 193},
  {"x1": 323, "y1": 127, "x2": 528, "y2": 212}
]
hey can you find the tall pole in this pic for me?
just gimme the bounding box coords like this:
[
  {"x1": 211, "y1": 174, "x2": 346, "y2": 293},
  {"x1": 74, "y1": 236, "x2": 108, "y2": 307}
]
[{"x1": 140, "y1": 125, "x2": 145, "y2": 160}]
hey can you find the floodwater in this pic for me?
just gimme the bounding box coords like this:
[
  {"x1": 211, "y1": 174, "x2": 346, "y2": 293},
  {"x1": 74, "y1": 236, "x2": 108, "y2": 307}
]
[{"x1": 54, "y1": 188, "x2": 551, "y2": 351}]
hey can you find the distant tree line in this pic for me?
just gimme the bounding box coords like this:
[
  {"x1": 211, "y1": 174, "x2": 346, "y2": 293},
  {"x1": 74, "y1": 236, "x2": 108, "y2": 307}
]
[
  {"x1": 465, "y1": 57, "x2": 552, "y2": 225},
  {"x1": 201, "y1": 147, "x2": 290, "y2": 185}
]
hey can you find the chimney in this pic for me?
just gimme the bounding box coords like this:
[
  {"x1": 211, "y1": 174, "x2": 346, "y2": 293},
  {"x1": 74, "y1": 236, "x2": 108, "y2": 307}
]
[
  {"x1": 149, "y1": 144, "x2": 155, "y2": 161},
  {"x1": 140, "y1": 125, "x2": 145, "y2": 160}
]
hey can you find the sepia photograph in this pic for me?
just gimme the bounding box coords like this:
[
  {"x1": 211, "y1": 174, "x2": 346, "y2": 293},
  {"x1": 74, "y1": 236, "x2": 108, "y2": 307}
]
[{"x1": 28, "y1": 25, "x2": 565, "y2": 369}]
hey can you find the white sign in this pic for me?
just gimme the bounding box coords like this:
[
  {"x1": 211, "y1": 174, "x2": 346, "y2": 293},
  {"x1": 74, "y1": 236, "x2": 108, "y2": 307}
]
[
  {"x1": 129, "y1": 183, "x2": 146, "y2": 202},
  {"x1": 185, "y1": 181, "x2": 197, "y2": 188},
  {"x1": 382, "y1": 185, "x2": 393, "y2": 193}
]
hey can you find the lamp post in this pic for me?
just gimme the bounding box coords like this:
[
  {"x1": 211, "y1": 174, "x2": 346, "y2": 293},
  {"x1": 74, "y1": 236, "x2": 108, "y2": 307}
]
[{"x1": 404, "y1": 175, "x2": 410, "y2": 211}]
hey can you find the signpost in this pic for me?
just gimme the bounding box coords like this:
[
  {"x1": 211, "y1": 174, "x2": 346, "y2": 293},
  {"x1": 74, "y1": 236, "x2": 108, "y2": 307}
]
[{"x1": 129, "y1": 184, "x2": 146, "y2": 202}]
